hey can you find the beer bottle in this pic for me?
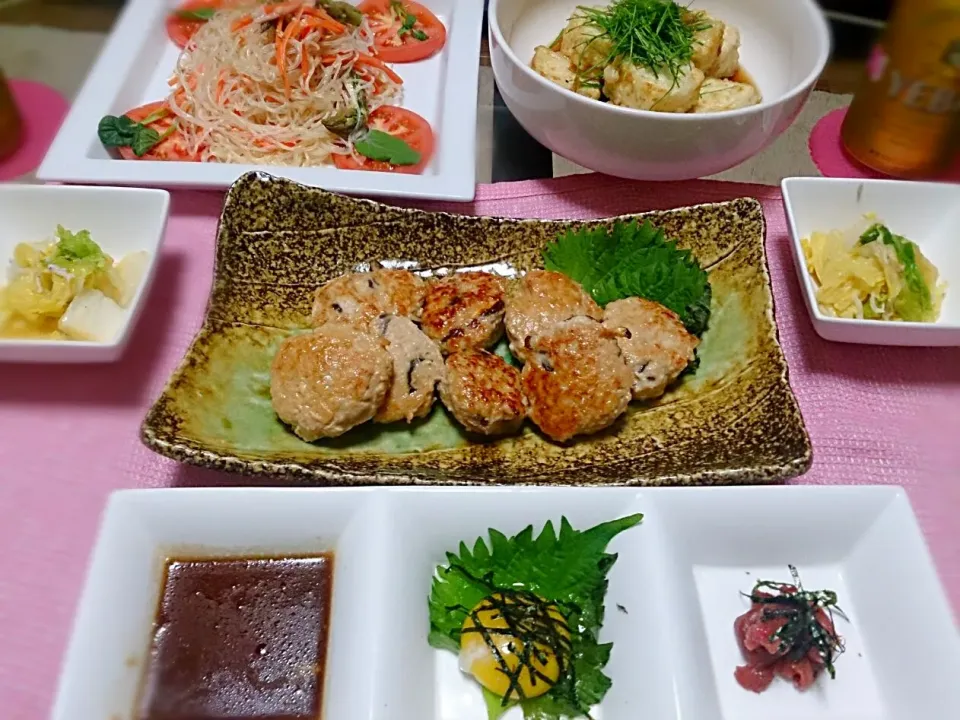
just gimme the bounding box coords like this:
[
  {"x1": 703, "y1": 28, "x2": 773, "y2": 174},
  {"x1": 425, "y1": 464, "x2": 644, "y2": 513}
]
[{"x1": 841, "y1": 0, "x2": 960, "y2": 178}]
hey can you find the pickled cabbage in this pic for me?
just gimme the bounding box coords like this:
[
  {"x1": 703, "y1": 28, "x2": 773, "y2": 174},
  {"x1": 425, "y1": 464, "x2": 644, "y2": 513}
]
[
  {"x1": 0, "y1": 226, "x2": 146, "y2": 341},
  {"x1": 801, "y1": 216, "x2": 946, "y2": 322}
]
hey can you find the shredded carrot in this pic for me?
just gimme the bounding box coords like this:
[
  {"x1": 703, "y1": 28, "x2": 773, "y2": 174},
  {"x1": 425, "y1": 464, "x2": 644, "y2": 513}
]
[
  {"x1": 277, "y1": 12, "x2": 303, "y2": 101},
  {"x1": 355, "y1": 53, "x2": 403, "y2": 85},
  {"x1": 300, "y1": 15, "x2": 344, "y2": 34},
  {"x1": 300, "y1": 6, "x2": 346, "y2": 33},
  {"x1": 231, "y1": 15, "x2": 253, "y2": 31},
  {"x1": 262, "y1": 1, "x2": 301, "y2": 14},
  {"x1": 231, "y1": 1, "x2": 301, "y2": 32}
]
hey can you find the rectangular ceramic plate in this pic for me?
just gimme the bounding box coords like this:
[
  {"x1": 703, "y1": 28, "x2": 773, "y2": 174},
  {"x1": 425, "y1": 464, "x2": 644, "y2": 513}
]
[
  {"x1": 140, "y1": 171, "x2": 811, "y2": 485},
  {"x1": 36, "y1": 0, "x2": 482, "y2": 201},
  {"x1": 53, "y1": 486, "x2": 960, "y2": 720}
]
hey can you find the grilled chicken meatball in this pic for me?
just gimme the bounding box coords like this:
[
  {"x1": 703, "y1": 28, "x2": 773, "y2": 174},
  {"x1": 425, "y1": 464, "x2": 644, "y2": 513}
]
[
  {"x1": 602, "y1": 297, "x2": 698, "y2": 401},
  {"x1": 375, "y1": 268, "x2": 427, "y2": 317},
  {"x1": 505, "y1": 270, "x2": 602, "y2": 363},
  {"x1": 421, "y1": 271, "x2": 506, "y2": 353},
  {"x1": 374, "y1": 315, "x2": 444, "y2": 424},
  {"x1": 522, "y1": 317, "x2": 633, "y2": 442},
  {"x1": 270, "y1": 323, "x2": 393, "y2": 441},
  {"x1": 694, "y1": 77, "x2": 760, "y2": 113},
  {"x1": 439, "y1": 350, "x2": 526, "y2": 436},
  {"x1": 603, "y1": 59, "x2": 704, "y2": 112},
  {"x1": 310, "y1": 268, "x2": 426, "y2": 327}
]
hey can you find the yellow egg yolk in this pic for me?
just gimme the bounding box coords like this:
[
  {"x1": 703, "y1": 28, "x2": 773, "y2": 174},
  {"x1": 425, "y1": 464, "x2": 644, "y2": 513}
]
[{"x1": 459, "y1": 592, "x2": 571, "y2": 702}]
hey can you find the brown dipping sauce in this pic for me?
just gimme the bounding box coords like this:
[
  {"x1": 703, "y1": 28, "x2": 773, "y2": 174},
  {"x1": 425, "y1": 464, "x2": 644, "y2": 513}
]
[{"x1": 137, "y1": 555, "x2": 334, "y2": 720}]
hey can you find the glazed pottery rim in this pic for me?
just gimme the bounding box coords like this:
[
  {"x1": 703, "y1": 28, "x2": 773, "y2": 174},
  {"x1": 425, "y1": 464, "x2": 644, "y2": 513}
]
[{"x1": 139, "y1": 171, "x2": 813, "y2": 485}]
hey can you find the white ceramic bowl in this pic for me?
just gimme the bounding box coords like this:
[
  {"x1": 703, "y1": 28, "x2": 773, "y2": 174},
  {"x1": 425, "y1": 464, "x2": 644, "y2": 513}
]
[
  {"x1": 782, "y1": 177, "x2": 960, "y2": 346},
  {"x1": 0, "y1": 184, "x2": 169, "y2": 363},
  {"x1": 489, "y1": 0, "x2": 831, "y2": 180}
]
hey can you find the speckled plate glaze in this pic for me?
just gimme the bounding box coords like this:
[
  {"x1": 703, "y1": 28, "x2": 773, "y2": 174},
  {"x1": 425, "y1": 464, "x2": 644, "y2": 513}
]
[{"x1": 141, "y1": 171, "x2": 811, "y2": 485}]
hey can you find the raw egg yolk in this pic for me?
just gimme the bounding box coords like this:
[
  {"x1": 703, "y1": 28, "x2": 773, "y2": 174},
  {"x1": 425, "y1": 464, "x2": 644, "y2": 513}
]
[{"x1": 458, "y1": 592, "x2": 570, "y2": 701}]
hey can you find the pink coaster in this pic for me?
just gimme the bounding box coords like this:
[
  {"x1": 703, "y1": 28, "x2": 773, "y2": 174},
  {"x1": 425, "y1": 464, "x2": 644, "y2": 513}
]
[
  {"x1": 0, "y1": 80, "x2": 69, "y2": 182},
  {"x1": 809, "y1": 107, "x2": 960, "y2": 182}
]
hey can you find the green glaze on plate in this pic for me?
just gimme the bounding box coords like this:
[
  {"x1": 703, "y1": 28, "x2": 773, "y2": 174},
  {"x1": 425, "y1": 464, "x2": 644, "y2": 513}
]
[{"x1": 141, "y1": 172, "x2": 811, "y2": 485}]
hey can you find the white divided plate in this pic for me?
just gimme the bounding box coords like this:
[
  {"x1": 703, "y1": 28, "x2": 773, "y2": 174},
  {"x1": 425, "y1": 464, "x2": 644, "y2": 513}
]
[
  {"x1": 52, "y1": 486, "x2": 960, "y2": 720},
  {"x1": 37, "y1": 0, "x2": 483, "y2": 202}
]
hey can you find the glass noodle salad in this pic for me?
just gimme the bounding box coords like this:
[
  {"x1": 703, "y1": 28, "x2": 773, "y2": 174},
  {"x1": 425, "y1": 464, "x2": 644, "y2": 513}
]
[
  {"x1": 97, "y1": 0, "x2": 445, "y2": 173},
  {"x1": 801, "y1": 215, "x2": 946, "y2": 322}
]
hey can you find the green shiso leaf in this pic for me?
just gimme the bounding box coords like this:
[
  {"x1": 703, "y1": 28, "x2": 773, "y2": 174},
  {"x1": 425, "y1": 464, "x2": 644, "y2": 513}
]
[
  {"x1": 428, "y1": 514, "x2": 643, "y2": 720},
  {"x1": 542, "y1": 219, "x2": 712, "y2": 337}
]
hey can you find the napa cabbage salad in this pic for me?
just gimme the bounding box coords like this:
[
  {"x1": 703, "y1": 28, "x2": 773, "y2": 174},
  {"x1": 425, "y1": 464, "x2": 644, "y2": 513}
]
[
  {"x1": 801, "y1": 216, "x2": 946, "y2": 322},
  {"x1": 0, "y1": 226, "x2": 150, "y2": 342}
]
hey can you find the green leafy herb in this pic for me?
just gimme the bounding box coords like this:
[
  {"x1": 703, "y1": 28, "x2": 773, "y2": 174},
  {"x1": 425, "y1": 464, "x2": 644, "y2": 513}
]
[
  {"x1": 858, "y1": 223, "x2": 934, "y2": 322},
  {"x1": 400, "y1": 12, "x2": 417, "y2": 32},
  {"x1": 49, "y1": 226, "x2": 107, "y2": 273},
  {"x1": 175, "y1": 7, "x2": 217, "y2": 21},
  {"x1": 571, "y1": 0, "x2": 711, "y2": 86},
  {"x1": 542, "y1": 219, "x2": 712, "y2": 336},
  {"x1": 98, "y1": 107, "x2": 174, "y2": 158},
  {"x1": 353, "y1": 129, "x2": 421, "y2": 165},
  {"x1": 97, "y1": 114, "x2": 137, "y2": 147},
  {"x1": 391, "y1": 0, "x2": 428, "y2": 40},
  {"x1": 428, "y1": 514, "x2": 643, "y2": 720}
]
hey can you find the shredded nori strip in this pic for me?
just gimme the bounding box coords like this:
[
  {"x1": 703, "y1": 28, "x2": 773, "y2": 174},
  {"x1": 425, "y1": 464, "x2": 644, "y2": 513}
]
[
  {"x1": 444, "y1": 564, "x2": 576, "y2": 706},
  {"x1": 743, "y1": 565, "x2": 847, "y2": 679}
]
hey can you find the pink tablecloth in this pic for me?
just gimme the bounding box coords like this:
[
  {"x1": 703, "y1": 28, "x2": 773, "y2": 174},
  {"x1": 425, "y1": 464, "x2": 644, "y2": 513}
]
[{"x1": 1, "y1": 175, "x2": 958, "y2": 716}]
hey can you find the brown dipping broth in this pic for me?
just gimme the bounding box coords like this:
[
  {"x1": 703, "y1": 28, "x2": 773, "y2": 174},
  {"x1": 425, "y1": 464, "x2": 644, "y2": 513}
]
[{"x1": 137, "y1": 555, "x2": 334, "y2": 720}]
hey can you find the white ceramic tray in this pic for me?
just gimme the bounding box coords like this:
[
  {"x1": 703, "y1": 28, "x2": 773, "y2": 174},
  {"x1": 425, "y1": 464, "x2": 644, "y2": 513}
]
[
  {"x1": 53, "y1": 486, "x2": 959, "y2": 720},
  {"x1": 37, "y1": 0, "x2": 483, "y2": 202}
]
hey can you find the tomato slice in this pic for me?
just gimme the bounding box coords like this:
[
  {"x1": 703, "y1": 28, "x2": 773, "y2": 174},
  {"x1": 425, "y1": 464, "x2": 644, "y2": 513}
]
[
  {"x1": 334, "y1": 106, "x2": 434, "y2": 174},
  {"x1": 166, "y1": 0, "x2": 251, "y2": 49},
  {"x1": 357, "y1": 0, "x2": 446, "y2": 63},
  {"x1": 116, "y1": 101, "x2": 198, "y2": 162}
]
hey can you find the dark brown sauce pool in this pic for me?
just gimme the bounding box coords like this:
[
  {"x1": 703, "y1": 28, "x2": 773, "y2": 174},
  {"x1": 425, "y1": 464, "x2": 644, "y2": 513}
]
[{"x1": 137, "y1": 555, "x2": 334, "y2": 720}]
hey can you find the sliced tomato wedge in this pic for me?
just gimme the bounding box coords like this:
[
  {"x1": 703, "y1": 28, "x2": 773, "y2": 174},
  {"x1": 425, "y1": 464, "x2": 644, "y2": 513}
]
[
  {"x1": 357, "y1": 0, "x2": 446, "y2": 63},
  {"x1": 166, "y1": 0, "x2": 251, "y2": 49},
  {"x1": 334, "y1": 105, "x2": 434, "y2": 174},
  {"x1": 116, "y1": 101, "x2": 198, "y2": 162}
]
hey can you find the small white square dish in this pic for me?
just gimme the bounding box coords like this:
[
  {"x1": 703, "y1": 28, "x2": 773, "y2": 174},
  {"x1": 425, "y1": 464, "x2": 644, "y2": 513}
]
[
  {"x1": 52, "y1": 486, "x2": 960, "y2": 720},
  {"x1": 0, "y1": 184, "x2": 168, "y2": 363},
  {"x1": 36, "y1": 0, "x2": 483, "y2": 202},
  {"x1": 781, "y1": 177, "x2": 960, "y2": 346}
]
